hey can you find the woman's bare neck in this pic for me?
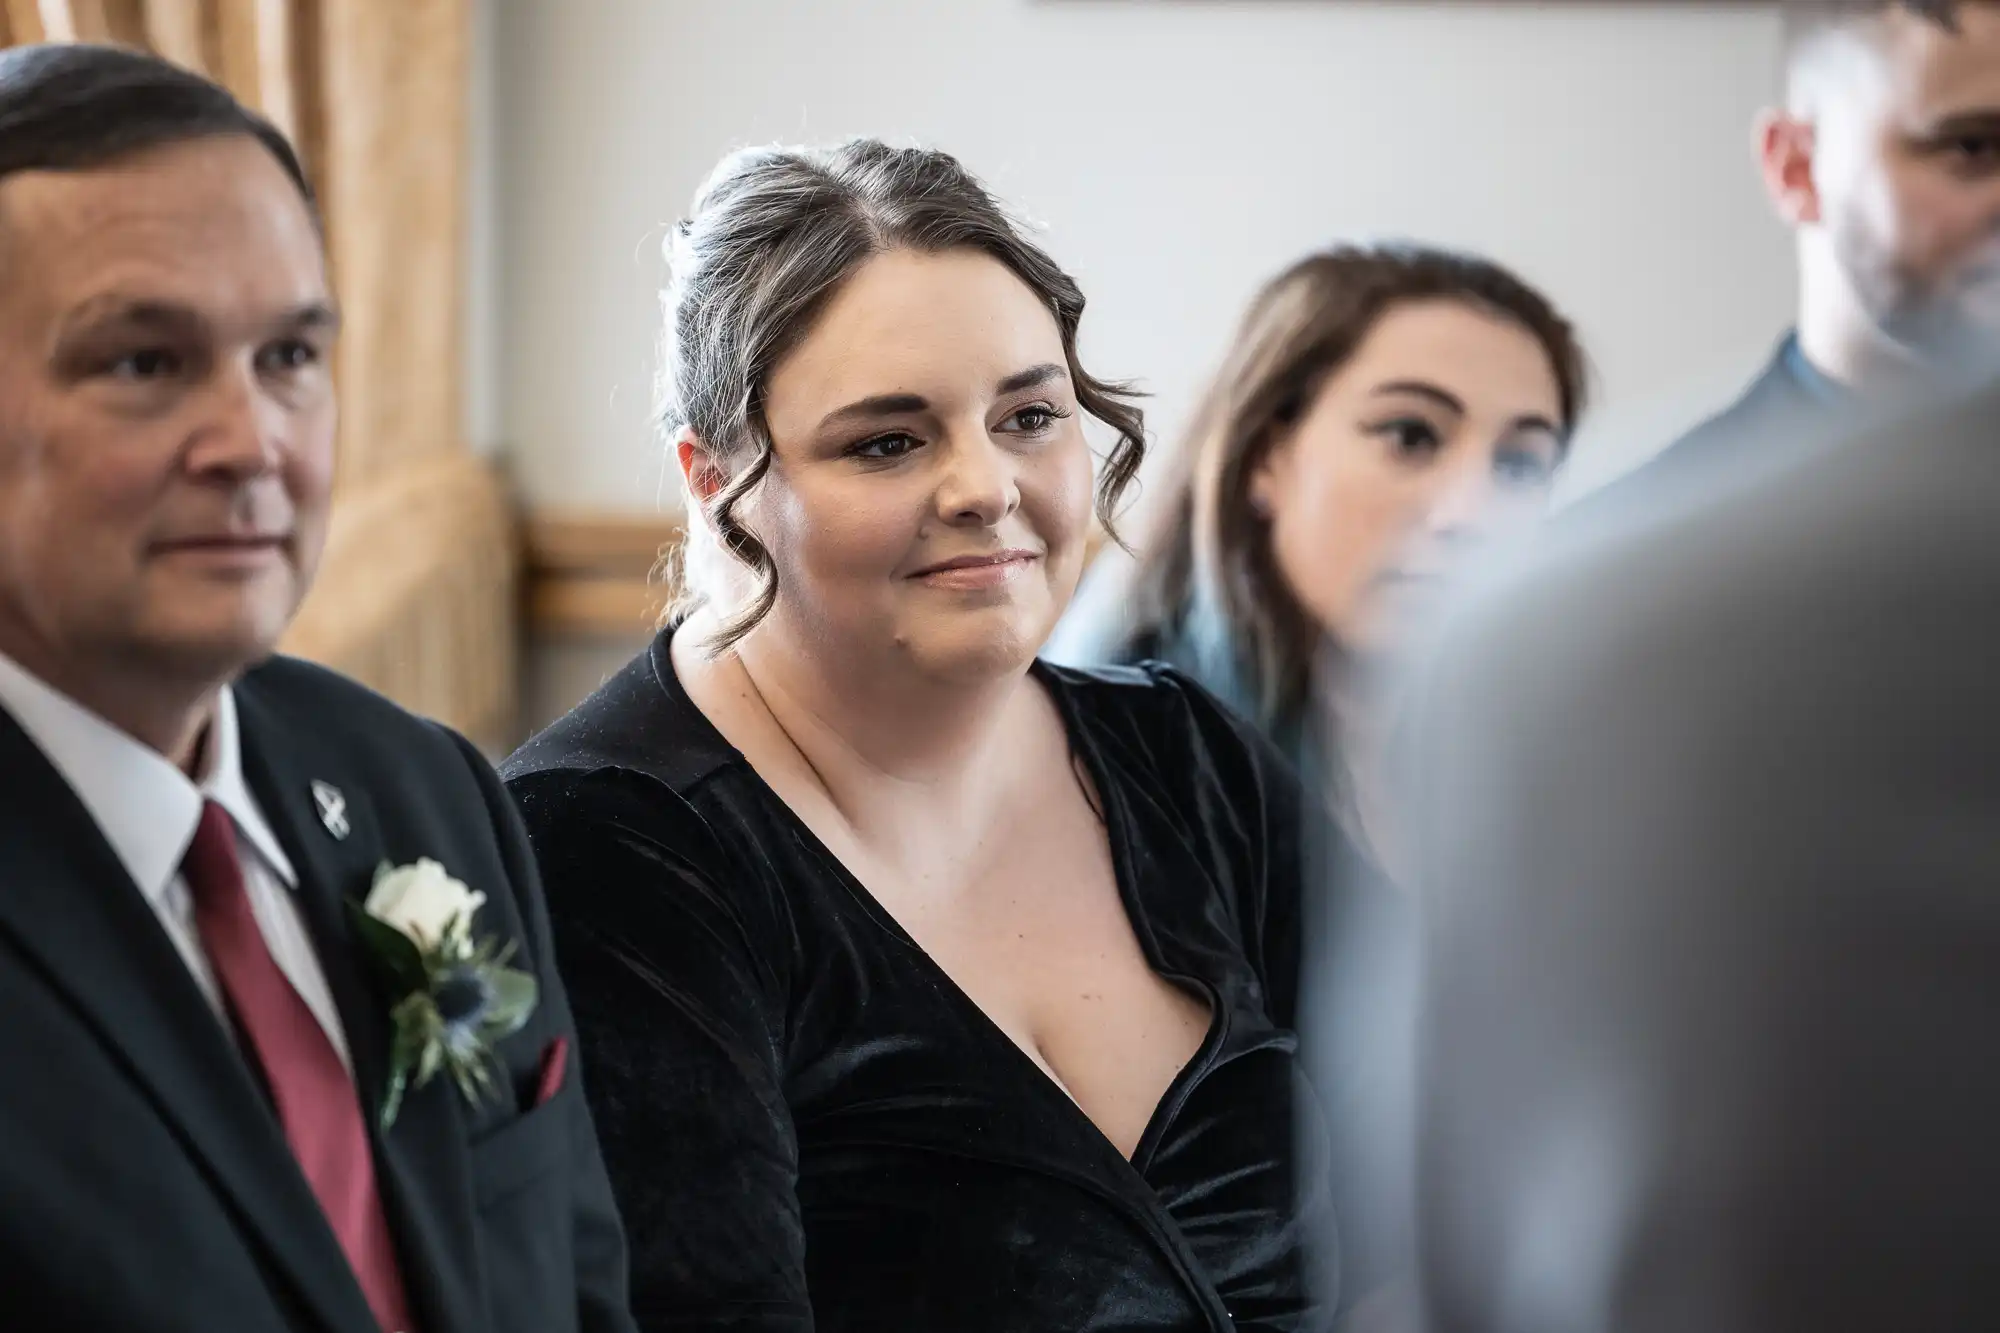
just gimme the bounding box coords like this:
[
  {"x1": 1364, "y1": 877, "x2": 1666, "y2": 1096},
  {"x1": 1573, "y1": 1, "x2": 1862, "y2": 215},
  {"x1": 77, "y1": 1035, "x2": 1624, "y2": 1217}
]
[{"x1": 673, "y1": 612, "x2": 1040, "y2": 844}]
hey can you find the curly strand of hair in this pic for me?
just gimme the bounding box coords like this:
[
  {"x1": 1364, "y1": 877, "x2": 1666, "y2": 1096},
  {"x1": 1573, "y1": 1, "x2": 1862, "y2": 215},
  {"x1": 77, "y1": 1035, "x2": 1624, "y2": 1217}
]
[
  {"x1": 1077, "y1": 369, "x2": 1149, "y2": 551},
  {"x1": 698, "y1": 434, "x2": 779, "y2": 654}
]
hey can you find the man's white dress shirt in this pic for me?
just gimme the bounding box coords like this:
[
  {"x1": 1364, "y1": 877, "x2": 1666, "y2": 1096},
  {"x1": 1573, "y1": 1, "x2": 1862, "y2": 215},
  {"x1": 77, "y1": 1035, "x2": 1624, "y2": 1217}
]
[{"x1": 0, "y1": 650, "x2": 352, "y2": 1069}]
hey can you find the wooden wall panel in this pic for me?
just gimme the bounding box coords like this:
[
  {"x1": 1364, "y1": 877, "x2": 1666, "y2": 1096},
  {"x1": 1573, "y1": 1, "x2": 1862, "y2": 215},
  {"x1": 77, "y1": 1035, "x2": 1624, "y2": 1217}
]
[
  {"x1": 285, "y1": 0, "x2": 324, "y2": 183},
  {"x1": 140, "y1": 0, "x2": 207, "y2": 72},
  {"x1": 63, "y1": 0, "x2": 109, "y2": 41},
  {"x1": 525, "y1": 513, "x2": 682, "y2": 638},
  {"x1": 98, "y1": 0, "x2": 148, "y2": 47},
  {"x1": 213, "y1": 0, "x2": 295, "y2": 139},
  {"x1": 3, "y1": 0, "x2": 52, "y2": 44},
  {"x1": 287, "y1": 454, "x2": 518, "y2": 751},
  {"x1": 316, "y1": 0, "x2": 467, "y2": 493}
]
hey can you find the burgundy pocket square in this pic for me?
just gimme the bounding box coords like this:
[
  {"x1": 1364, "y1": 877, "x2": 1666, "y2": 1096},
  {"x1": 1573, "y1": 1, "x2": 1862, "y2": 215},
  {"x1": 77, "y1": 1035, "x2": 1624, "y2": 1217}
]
[{"x1": 533, "y1": 1036, "x2": 569, "y2": 1107}]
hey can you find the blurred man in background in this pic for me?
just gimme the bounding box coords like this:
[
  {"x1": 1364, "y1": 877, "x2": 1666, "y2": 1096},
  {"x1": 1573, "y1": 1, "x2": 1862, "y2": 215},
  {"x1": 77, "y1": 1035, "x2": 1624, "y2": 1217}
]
[
  {"x1": 1596, "y1": 0, "x2": 2000, "y2": 503},
  {"x1": 1406, "y1": 366, "x2": 2000, "y2": 1330}
]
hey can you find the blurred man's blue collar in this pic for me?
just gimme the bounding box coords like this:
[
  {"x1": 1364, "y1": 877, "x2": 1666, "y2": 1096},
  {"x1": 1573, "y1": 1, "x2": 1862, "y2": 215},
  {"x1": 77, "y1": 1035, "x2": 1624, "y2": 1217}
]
[{"x1": 1779, "y1": 330, "x2": 1848, "y2": 407}]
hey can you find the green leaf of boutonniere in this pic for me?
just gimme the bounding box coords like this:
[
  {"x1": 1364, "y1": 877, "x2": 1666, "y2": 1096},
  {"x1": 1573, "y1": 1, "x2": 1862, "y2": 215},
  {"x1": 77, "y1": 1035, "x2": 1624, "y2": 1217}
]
[
  {"x1": 482, "y1": 967, "x2": 539, "y2": 1039},
  {"x1": 347, "y1": 900, "x2": 429, "y2": 997},
  {"x1": 379, "y1": 1000, "x2": 432, "y2": 1131}
]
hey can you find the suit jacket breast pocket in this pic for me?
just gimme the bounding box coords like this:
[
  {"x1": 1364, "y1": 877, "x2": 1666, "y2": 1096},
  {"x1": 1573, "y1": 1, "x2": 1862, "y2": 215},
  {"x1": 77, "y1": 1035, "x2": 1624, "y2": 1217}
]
[{"x1": 470, "y1": 1090, "x2": 578, "y2": 1333}]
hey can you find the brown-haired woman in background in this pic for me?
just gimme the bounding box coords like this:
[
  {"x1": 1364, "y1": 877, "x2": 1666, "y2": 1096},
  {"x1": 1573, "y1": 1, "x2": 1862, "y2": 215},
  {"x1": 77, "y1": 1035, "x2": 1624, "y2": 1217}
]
[
  {"x1": 1052, "y1": 242, "x2": 1587, "y2": 847},
  {"x1": 503, "y1": 140, "x2": 1338, "y2": 1331},
  {"x1": 1050, "y1": 244, "x2": 1588, "y2": 1324}
]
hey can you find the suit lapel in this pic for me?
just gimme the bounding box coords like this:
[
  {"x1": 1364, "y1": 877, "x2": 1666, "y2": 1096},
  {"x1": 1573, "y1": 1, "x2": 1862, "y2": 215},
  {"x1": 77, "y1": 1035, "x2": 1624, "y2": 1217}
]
[
  {"x1": 234, "y1": 679, "x2": 488, "y2": 1333},
  {"x1": 0, "y1": 709, "x2": 378, "y2": 1333}
]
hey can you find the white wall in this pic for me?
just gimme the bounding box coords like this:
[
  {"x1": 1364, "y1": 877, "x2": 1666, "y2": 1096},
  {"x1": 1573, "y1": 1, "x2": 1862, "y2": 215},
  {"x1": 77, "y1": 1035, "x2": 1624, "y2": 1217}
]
[{"x1": 489, "y1": 0, "x2": 1795, "y2": 515}]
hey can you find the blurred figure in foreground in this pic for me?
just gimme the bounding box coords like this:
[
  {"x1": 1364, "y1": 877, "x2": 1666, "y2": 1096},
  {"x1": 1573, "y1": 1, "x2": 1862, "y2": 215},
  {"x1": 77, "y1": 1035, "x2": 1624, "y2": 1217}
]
[
  {"x1": 1405, "y1": 372, "x2": 2000, "y2": 1331},
  {"x1": 1589, "y1": 0, "x2": 2000, "y2": 507}
]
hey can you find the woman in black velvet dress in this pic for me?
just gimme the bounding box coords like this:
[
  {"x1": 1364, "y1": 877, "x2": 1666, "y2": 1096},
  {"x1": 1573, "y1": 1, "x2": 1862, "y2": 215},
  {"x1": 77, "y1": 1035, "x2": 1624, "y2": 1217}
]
[{"x1": 503, "y1": 139, "x2": 1343, "y2": 1332}]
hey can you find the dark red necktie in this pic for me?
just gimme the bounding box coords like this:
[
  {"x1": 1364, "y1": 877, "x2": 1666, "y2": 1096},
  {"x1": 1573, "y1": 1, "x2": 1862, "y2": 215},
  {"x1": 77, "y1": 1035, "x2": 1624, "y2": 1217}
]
[{"x1": 183, "y1": 800, "x2": 417, "y2": 1333}]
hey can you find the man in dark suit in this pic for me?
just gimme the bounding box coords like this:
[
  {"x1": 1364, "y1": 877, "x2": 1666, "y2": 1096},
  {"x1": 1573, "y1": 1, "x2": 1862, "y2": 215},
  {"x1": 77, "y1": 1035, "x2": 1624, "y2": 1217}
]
[
  {"x1": 1592, "y1": 0, "x2": 2000, "y2": 505},
  {"x1": 1403, "y1": 374, "x2": 2000, "y2": 1330},
  {"x1": 0, "y1": 44, "x2": 634, "y2": 1333}
]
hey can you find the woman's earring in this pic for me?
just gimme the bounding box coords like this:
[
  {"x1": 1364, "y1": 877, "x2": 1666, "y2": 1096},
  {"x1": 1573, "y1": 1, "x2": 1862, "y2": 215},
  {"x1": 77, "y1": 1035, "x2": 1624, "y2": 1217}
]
[{"x1": 1249, "y1": 491, "x2": 1274, "y2": 520}]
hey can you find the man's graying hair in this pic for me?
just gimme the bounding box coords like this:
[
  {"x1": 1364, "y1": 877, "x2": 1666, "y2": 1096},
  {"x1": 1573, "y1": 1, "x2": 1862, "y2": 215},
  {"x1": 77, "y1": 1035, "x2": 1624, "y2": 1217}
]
[{"x1": 657, "y1": 139, "x2": 1147, "y2": 651}]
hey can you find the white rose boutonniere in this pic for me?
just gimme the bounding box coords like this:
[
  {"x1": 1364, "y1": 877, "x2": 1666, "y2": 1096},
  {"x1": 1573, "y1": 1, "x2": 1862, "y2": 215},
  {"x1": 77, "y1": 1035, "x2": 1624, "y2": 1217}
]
[
  {"x1": 348, "y1": 859, "x2": 538, "y2": 1129},
  {"x1": 365, "y1": 858, "x2": 487, "y2": 950}
]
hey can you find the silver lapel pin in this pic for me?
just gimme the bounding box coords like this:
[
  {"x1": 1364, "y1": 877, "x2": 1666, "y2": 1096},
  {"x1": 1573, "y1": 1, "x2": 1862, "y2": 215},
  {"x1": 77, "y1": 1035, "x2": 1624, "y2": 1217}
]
[{"x1": 311, "y1": 780, "x2": 350, "y2": 840}]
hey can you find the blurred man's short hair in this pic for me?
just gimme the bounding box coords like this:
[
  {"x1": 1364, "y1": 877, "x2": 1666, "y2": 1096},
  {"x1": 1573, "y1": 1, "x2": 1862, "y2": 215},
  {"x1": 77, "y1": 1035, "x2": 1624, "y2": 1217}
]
[{"x1": 1782, "y1": 0, "x2": 1967, "y2": 61}]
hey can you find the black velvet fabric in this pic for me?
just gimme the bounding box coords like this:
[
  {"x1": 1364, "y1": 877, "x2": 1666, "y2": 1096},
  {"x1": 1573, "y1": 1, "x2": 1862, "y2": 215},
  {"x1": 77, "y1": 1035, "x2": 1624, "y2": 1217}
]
[{"x1": 503, "y1": 631, "x2": 1338, "y2": 1331}]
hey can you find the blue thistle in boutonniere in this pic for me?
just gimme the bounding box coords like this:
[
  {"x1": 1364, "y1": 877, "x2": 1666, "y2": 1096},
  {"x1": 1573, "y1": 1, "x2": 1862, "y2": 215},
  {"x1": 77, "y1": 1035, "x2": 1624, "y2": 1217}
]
[{"x1": 347, "y1": 859, "x2": 538, "y2": 1129}]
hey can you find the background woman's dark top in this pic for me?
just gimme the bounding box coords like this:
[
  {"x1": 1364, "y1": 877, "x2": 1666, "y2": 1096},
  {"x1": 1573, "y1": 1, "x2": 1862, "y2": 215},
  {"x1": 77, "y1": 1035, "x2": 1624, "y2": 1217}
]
[
  {"x1": 501, "y1": 631, "x2": 1337, "y2": 1332},
  {"x1": 1049, "y1": 569, "x2": 1331, "y2": 809},
  {"x1": 1116, "y1": 620, "x2": 1327, "y2": 804},
  {"x1": 1053, "y1": 588, "x2": 1421, "y2": 1325}
]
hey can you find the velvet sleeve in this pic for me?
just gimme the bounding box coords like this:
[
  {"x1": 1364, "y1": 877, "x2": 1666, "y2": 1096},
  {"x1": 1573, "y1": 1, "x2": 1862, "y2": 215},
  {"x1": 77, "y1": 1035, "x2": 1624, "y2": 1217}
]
[
  {"x1": 508, "y1": 768, "x2": 811, "y2": 1333},
  {"x1": 1136, "y1": 664, "x2": 1316, "y2": 1031},
  {"x1": 1131, "y1": 664, "x2": 1415, "y2": 1321}
]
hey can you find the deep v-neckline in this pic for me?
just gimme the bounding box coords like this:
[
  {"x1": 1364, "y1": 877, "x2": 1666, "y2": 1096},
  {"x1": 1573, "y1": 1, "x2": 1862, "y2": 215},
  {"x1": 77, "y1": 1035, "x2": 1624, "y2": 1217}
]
[{"x1": 697, "y1": 656, "x2": 1227, "y2": 1170}]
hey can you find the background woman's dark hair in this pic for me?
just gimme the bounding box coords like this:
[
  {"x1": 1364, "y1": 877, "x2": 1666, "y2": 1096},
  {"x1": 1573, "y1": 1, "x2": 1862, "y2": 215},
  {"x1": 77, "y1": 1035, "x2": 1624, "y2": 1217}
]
[
  {"x1": 658, "y1": 138, "x2": 1146, "y2": 651},
  {"x1": 1126, "y1": 242, "x2": 1589, "y2": 730},
  {"x1": 0, "y1": 43, "x2": 314, "y2": 215}
]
